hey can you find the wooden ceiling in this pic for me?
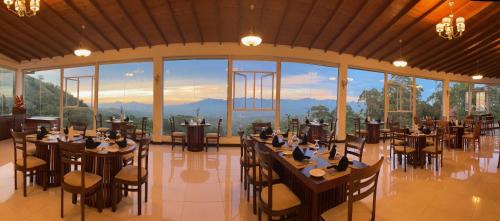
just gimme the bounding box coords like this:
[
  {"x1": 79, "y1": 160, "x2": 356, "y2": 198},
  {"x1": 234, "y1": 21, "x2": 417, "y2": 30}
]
[{"x1": 0, "y1": 0, "x2": 498, "y2": 78}]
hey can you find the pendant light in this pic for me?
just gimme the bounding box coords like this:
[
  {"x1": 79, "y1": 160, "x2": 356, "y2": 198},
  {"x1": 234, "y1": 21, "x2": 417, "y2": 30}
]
[
  {"x1": 241, "y1": 4, "x2": 262, "y2": 47},
  {"x1": 74, "y1": 25, "x2": 91, "y2": 57},
  {"x1": 393, "y1": 39, "x2": 407, "y2": 68},
  {"x1": 471, "y1": 60, "x2": 483, "y2": 80}
]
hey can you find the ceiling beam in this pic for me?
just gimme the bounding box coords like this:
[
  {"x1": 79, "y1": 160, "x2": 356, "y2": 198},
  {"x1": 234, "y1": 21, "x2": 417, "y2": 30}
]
[
  {"x1": 64, "y1": 0, "x2": 119, "y2": 50},
  {"x1": 89, "y1": 0, "x2": 135, "y2": 49},
  {"x1": 273, "y1": 0, "x2": 290, "y2": 46},
  {"x1": 0, "y1": 41, "x2": 29, "y2": 61},
  {"x1": 338, "y1": 0, "x2": 393, "y2": 54},
  {"x1": 435, "y1": 41, "x2": 498, "y2": 72},
  {"x1": 0, "y1": 32, "x2": 42, "y2": 59},
  {"x1": 257, "y1": 0, "x2": 266, "y2": 41},
  {"x1": 214, "y1": 0, "x2": 222, "y2": 44},
  {"x1": 190, "y1": 0, "x2": 204, "y2": 44},
  {"x1": 37, "y1": 13, "x2": 79, "y2": 48},
  {"x1": 290, "y1": 0, "x2": 319, "y2": 48},
  {"x1": 371, "y1": 0, "x2": 448, "y2": 60},
  {"x1": 166, "y1": 0, "x2": 186, "y2": 45},
  {"x1": 483, "y1": 65, "x2": 500, "y2": 78},
  {"x1": 352, "y1": 0, "x2": 419, "y2": 57},
  {"x1": 141, "y1": 0, "x2": 168, "y2": 46},
  {"x1": 43, "y1": 2, "x2": 104, "y2": 52},
  {"x1": 447, "y1": 50, "x2": 499, "y2": 74},
  {"x1": 308, "y1": 0, "x2": 344, "y2": 50},
  {"x1": 0, "y1": 20, "x2": 55, "y2": 58},
  {"x1": 324, "y1": 0, "x2": 368, "y2": 52},
  {"x1": 115, "y1": 0, "x2": 151, "y2": 47},
  {"x1": 457, "y1": 55, "x2": 499, "y2": 76}
]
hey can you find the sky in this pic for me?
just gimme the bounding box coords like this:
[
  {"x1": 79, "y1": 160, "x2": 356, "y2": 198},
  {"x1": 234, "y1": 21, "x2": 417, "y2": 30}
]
[{"x1": 22, "y1": 60, "x2": 444, "y2": 107}]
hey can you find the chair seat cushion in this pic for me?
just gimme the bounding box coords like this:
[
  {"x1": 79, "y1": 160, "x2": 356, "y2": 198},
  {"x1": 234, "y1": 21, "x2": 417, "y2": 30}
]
[
  {"x1": 115, "y1": 165, "x2": 147, "y2": 182},
  {"x1": 97, "y1": 127, "x2": 110, "y2": 133},
  {"x1": 321, "y1": 201, "x2": 373, "y2": 221},
  {"x1": 172, "y1": 132, "x2": 186, "y2": 136},
  {"x1": 422, "y1": 145, "x2": 442, "y2": 153},
  {"x1": 394, "y1": 146, "x2": 416, "y2": 153},
  {"x1": 206, "y1": 133, "x2": 219, "y2": 138},
  {"x1": 248, "y1": 166, "x2": 280, "y2": 183},
  {"x1": 260, "y1": 183, "x2": 301, "y2": 211},
  {"x1": 64, "y1": 171, "x2": 102, "y2": 188},
  {"x1": 16, "y1": 156, "x2": 46, "y2": 169}
]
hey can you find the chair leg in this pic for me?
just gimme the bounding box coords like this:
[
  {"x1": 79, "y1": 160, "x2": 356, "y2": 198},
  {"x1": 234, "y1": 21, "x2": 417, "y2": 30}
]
[
  {"x1": 81, "y1": 193, "x2": 85, "y2": 221},
  {"x1": 252, "y1": 183, "x2": 257, "y2": 214},
  {"x1": 43, "y1": 168, "x2": 48, "y2": 191},
  {"x1": 138, "y1": 184, "x2": 142, "y2": 215},
  {"x1": 61, "y1": 188, "x2": 64, "y2": 218},
  {"x1": 216, "y1": 139, "x2": 219, "y2": 152},
  {"x1": 171, "y1": 137, "x2": 175, "y2": 150},
  {"x1": 205, "y1": 138, "x2": 208, "y2": 152},
  {"x1": 111, "y1": 182, "x2": 117, "y2": 212},
  {"x1": 145, "y1": 181, "x2": 148, "y2": 203},
  {"x1": 23, "y1": 171, "x2": 27, "y2": 197},
  {"x1": 14, "y1": 169, "x2": 17, "y2": 190},
  {"x1": 258, "y1": 206, "x2": 262, "y2": 221},
  {"x1": 98, "y1": 184, "x2": 103, "y2": 213}
]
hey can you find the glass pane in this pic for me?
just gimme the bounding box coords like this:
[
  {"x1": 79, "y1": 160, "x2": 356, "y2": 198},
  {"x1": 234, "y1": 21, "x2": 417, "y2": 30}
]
[
  {"x1": 0, "y1": 67, "x2": 15, "y2": 116},
  {"x1": 24, "y1": 69, "x2": 61, "y2": 117},
  {"x1": 416, "y1": 78, "x2": 442, "y2": 120},
  {"x1": 63, "y1": 66, "x2": 95, "y2": 128},
  {"x1": 99, "y1": 62, "x2": 154, "y2": 132},
  {"x1": 163, "y1": 59, "x2": 228, "y2": 136},
  {"x1": 487, "y1": 85, "x2": 500, "y2": 119},
  {"x1": 281, "y1": 62, "x2": 338, "y2": 130},
  {"x1": 346, "y1": 69, "x2": 384, "y2": 133},
  {"x1": 388, "y1": 74, "x2": 413, "y2": 128},
  {"x1": 232, "y1": 60, "x2": 276, "y2": 135},
  {"x1": 449, "y1": 82, "x2": 469, "y2": 119}
]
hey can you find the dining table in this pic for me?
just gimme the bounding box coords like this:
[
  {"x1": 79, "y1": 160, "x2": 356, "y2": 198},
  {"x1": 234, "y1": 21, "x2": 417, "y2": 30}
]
[
  {"x1": 105, "y1": 119, "x2": 134, "y2": 131},
  {"x1": 251, "y1": 135, "x2": 366, "y2": 221},
  {"x1": 366, "y1": 121, "x2": 383, "y2": 144},
  {"x1": 305, "y1": 122, "x2": 328, "y2": 142},
  {"x1": 451, "y1": 125, "x2": 465, "y2": 149},
  {"x1": 180, "y1": 123, "x2": 211, "y2": 152},
  {"x1": 406, "y1": 132, "x2": 435, "y2": 168},
  {"x1": 26, "y1": 132, "x2": 136, "y2": 208},
  {"x1": 25, "y1": 116, "x2": 60, "y2": 130}
]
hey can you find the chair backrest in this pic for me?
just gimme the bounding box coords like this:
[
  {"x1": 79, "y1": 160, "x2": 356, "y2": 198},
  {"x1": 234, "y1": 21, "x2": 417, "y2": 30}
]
[
  {"x1": 244, "y1": 137, "x2": 256, "y2": 171},
  {"x1": 216, "y1": 118, "x2": 223, "y2": 136},
  {"x1": 353, "y1": 118, "x2": 362, "y2": 134},
  {"x1": 346, "y1": 157, "x2": 384, "y2": 221},
  {"x1": 120, "y1": 123, "x2": 137, "y2": 140},
  {"x1": 254, "y1": 142, "x2": 275, "y2": 210},
  {"x1": 58, "y1": 140, "x2": 86, "y2": 188},
  {"x1": 169, "y1": 116, "x2": 177, "y2": 133},
  {"x1": 141, "y1": 117, "x2": 148, "y2": 133},
  {"x1": 473, "y1": 122, "x2": 481, "y2": 138},
  {"x1": 137, "y1": 137, "x2": 151, "y2": 181},
  {"x1": 330, "y1": 117, "x2": 337, "y2": 133},
  {"x1": 326, "y1": 128, "x2": 336, "y2": 150},
  {"x1": 345, "y1": 134, "x2": 366, "y2": 162},
  {"x1": 288, "y1": 118, "x2": 300, "y2": 134},
  {"x1": 95, "y1": 114, "x2": 103, "y2": 128},
  {"x1": 11, "y1": 130, "x2": 30, "y2": 169},
  {"x1": 252, "y1": 122, "x2": 271, "y2": 134}
]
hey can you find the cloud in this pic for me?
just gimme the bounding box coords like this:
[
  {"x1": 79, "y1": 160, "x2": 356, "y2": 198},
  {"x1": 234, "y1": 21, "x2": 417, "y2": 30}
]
[{"x1": 281, "y1": 72, "x2": 327, "y2": 85}]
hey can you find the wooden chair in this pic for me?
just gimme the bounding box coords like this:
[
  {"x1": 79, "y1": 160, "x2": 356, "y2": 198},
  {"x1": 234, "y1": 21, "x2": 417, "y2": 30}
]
[
  {"x1": 69, "y1": 121, "x2": 88, "y2": 137},
  {"x1": 255, "y1": 143, "x2": 301, "y2": 221},
  {"x1": 391, "y1": 131, "x2": 415, "y2": 172},
  {"x1": 422, "y1": 129, "x2": 444, "y2": 170},
  {"x1": 239, "y1": 131, "x2": 246, "y2": 184},
  {"x1": 11, "y1": 130, "x2": 47, "y2": 197},
  {"x1": 244, "y1": 137, "x2": 280, "y2": 214},
  {"x1": 344, "y1": 134, "x2": 366, "y2": 162},
  {"x1": 135, "y1": 117, "x2": 149, "y2": 140},
  {"x1": 120, "y1": 123, "x2": 136, "y2": 166},
  {"x1": 323, "y1": 117, "x2": 337, "y2": 144},
  {"x1": 320, "y1": 157, "x2": 384, "y2": 221},
  {"x1": 483, "y1": 116, "x2": 494, "y2": 135},
  {"x1": 169, "y1": 116, "x2": 186, "y2": 151},
  {"x1": 59, "y1": 140, "x2": 103, "y2": 221},
  {"x1": 112, "y1": 137, "x2": 150, "y2": 215},
  {"x1": 380, "y1": 118, "x2": 391, "y2": 143},
  {"x1": 353, "y1": 118, "x2": 367, "y2": 138},
  {"x1": 288, "y1": 118, "x2": 300, "y2": 135},
  {"x1": 205, "y1": 118, "x2": 223, "y2": 152},
  {"x1": 95, "y1": 113, "x2": 110, "y2": 133},
  {"x1": 252, "y1": 122, "x2": 272, "y2": 134},
  {"x1": 438, "y1": 121, "x2": 455, "y2": 148},
  {"x1": 463, "y1": 122, "x2": 481, "y2": 151}
]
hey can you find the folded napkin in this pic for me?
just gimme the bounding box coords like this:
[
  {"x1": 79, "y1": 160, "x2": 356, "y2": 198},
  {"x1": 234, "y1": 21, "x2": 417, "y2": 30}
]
[
  {"x1": 124, "y1": 116, "x2": 130, "y2": 122},
  {"x1": 376, "y1": 118, "x2": 381, "y2": 123},
  {"x1": 85, "y1": 137, "x2": 101, "y2": 149},
  {"x1": 328, "y1": 144, "x2": 337, "y2": 160},
  {"x1": 283, "y1": 129, "x2": 290, "y2": 138},
  {"x1": 201, "y1": 118, "x2": 206, "y2": 124},
  {"x1": 63, "y1": 126, "x2": 69, "y2": 135},
  {"x1": 305, "y1": 118, "x2": 310, "y2": 124},
  {"x1": 333, "y1": 156, "x2": 349, "y2": 171},
  {"x1": 108, "y1": 130, "x2": 117, "y2": 139},
  {"x1": 259, "y1": 131, "x2": 269, "y2": 140},
  {"x1": 40, "y1": 126, "x2": 48, "y2": 136},
  {"x1": 264, "y1": 126, "x2": 273, "y2": 135},
  {"x1": 299, "y1": 133, "x2": 308, "y2": 145},
  {"x1": 116, "y1": 139, "x2": 128, "y2": 148},
  {"x1": 319, "y1": 119, "x2": 324, "y2": 124},
  {"x1": 292, "y1": 146, "x2": 310, "y2": 161},
  {"x1": 36, "y1": 131, "x2": 45, "y2": 140},
  {"x1": 272, "y1": 135, "x2": 285, "y2": 147},
  {"x1": 184, "y1": 119, "x2": 189, "y2": 125}
]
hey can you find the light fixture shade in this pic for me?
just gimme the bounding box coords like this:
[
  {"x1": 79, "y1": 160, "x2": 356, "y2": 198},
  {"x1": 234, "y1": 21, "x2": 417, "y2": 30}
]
[
  {"x1": 74, "y1": 48, "x2": 91, "y2": 57},
  {"x1": 4, "y1": 0, "x2": 13, "y2": 5},
  {"x1": 442, "y1": 17, "x2": 451, "y2": 25},
  {"x1": 472, "y1": 75, "x2": 483, "y2": 80},
  {"x1": 393, "y1": 59, "x2": 407, "y2": 68},
  {"x1": 241, "y1": 35, "x2": 262, "y2": 47},
  {"x1": 436, "y1": 23, "x2": 444, "y2": 32}
]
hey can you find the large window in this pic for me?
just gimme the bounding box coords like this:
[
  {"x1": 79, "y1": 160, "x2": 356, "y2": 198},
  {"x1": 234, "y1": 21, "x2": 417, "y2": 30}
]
[
  {"x1": 232, "y1": 60, "x2": 276, "y2": 134},
  {"x1": 416, "y1": 78, "x2": 442, "y2": 119},
  {"x1": 281, "y1": 62, "x2": 338, "y2": 129},
  {"x1": 98, "y1": 62, "x2": 153, "y2": 132},
  {"x1": 487, "y1": 85, "x2": 500, "y2": 120},
  {"x1": 449, "y1": 81, "x2": 469, "y2": 119},
  {"x1": 346, "y1": 69, "x2": 384, "y2": 132},
  {"x1": 163, "y1": 59, "x2": 228, "y2": 135},
  {"x1": 0, "y1": 67, "x2": 15, "y2": 116},
  {"x1": 388, "y1": 74, "x2": 413, "y2": 128},
  {"x1": 63, "y1": 66, "x2": 95, "y2": 128},
  {"x1": 24, "y1": 69, "x2": 61, "y2": 117}
]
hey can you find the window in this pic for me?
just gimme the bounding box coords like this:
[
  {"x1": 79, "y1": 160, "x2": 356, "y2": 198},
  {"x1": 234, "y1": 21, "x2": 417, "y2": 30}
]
[
  {"x1": 232, "y1": 60, "x2": 276, "y2": 134},
  {"x1": 0, "y1": 67, "x2": 15, "y2": 116},
  {"x1": 281, "y1": 62, "x2": 338, "y2": 130},
  {"x1": 416, "y1": 78, "x2": 442, "y2": 120},
  {"x1": 449, "y1": 81, "x2": 469, "y2": 119},
  {"x1": 388, "y1": 74, "x2": 413, "y2": 128},
  {"x1": 346, "y1": 69, "x2": 384, "y2": 132},
  {"x1": 63, "y1": 66, "x2": 95, "y2": 128},
  {"x1": 487, "y1": 85, "x2": 500, "y2": 119},
  {"x1": 98, "y1": 62, "x2": 153, "y2": 132},
  {"x1": 163, "y1": 59, "x2": 228, "y2": 135},
  {"x1": 24, "y1": 69, "x2": 61, "y2": 117},
  {"x1": 471, "y1": 84, "x2": 487, "y2": 113}
]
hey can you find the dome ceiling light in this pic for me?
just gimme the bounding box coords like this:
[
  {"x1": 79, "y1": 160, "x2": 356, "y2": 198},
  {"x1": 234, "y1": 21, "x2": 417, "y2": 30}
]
[
  {"x1": 241, "y1": 4, "x2": 262, "y2": 47},
  {"x1": 74, "y1": 25, "x2": 91, "y2": 58},
  {"x1": 393, "y1": 39, "x2": 407, "y2": 68}
]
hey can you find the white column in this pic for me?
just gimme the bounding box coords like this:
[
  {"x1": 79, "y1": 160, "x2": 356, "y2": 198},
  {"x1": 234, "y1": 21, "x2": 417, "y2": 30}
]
[
  {"x1": 412, "y1": 77, "x2": 416, "y2": 124},
  {"x1": 152, "y1": 56, "x2": 164, "y2": 142},
  {"x1": 442, "y1": 79, "x2": 450, "y2": 120},
  {"x1": 337, "y1": 63, "x2": 348, "y2": 141},
  {"x1": 15, "y1": 69, "x2": 23, "y2": 96},
  {"x1": 93, "y1": 65, "x2": 99, "y2": 129},
  {"x1": 226, "y1": 57, "x2": 233, "y2": 137},
  {"x1": 383, "y1": 73, "x2": 388, "y2": 128},
  {"x1": 274, "y1": 58, "x2": 281, "y2": 129}
]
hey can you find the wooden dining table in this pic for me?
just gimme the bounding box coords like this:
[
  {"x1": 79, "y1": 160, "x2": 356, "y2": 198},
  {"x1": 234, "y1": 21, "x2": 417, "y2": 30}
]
[
  {"x1": 251, "y1": 135, "x2": 366, "y2": 221},
  {"x1": 366, "y1": 121, "x2": 383, "y2": 144},
  {"x1": 105, "y1": 119, "x2": 134, "y2": 131},
  {"x1": 305, "y1": 122, "x2": 328, "y2": 142},
  {"x1": 26, "y1": 133, "x2": 136, "y2": 208},
  {"x1": 180, "y1": 123, "x2": 211, "y2": 152}
]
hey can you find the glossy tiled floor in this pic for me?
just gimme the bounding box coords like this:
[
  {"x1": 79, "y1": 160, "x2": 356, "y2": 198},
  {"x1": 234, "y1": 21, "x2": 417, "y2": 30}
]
[{"x1": 0, "y1": 132, "x2": 499, "y2": 221}]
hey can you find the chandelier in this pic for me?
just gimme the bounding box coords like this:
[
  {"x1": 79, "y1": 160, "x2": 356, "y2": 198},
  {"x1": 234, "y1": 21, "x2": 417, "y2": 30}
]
[
  {"x1": 436, "y1": 0, "x2": 465, "y2": 40},
  {"x1": 393, "y1": 39, "x2": 407, "y2": 68},
  {"x1": 4, "y1": 0, "x2": 40, "y2": 17}
]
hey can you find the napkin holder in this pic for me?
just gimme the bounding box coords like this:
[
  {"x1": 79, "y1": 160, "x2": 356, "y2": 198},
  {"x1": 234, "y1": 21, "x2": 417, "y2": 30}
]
[
  {"x1": 333, "y1": 156, "x2": 349, "y2": 171},
  {"x1": 292, "y1": 147, "x2": 309, "y2": 161},
  {"x1": 116, "y1": 139, "x2": 128, "y2": 148},
  {"x1": 272, "y1": 135, "x2": 285, "y2": 147},
  {"x1": 85, "y1": 137, "x2": 100, "y2": 149},
  {"x1": 40, "y1": 126, "x2": 48, "y2": 136}
]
